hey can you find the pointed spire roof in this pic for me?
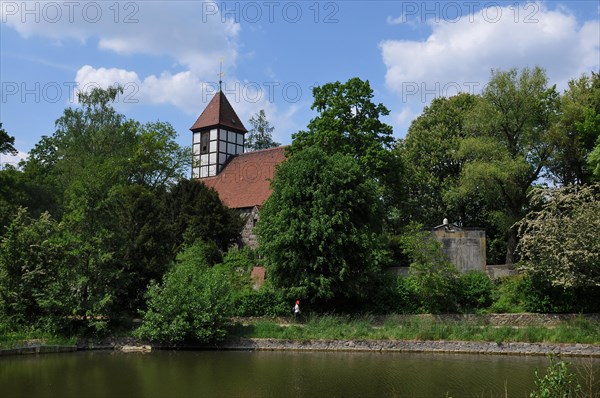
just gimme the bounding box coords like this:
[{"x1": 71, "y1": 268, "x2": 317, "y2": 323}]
[{"x1": 190, "y1": 91, "x2": 247, "y2": 133}]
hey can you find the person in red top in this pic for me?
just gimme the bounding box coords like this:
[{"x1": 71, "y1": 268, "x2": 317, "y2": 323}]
[{"x1": 293, "y1": 300, "x2": 301, "y2": 322}]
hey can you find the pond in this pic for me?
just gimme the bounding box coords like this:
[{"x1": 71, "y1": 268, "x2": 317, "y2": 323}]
[{"x1": 1, "y1": 350, "x2": 597, "y2": 397}]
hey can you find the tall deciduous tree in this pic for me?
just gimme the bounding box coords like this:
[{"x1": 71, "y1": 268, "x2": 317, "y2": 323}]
[
  {"x1": 17, "y1": 87, "x2": 192, "y2": 329},
  {"x1": 457, "y1": 67, "x2": 559, "y2": 264},
  {"x1": 395, "y1": 93, "x2": 481, "y2": 228},
  {"x1": 548, "y1": 72, "x2": 600, "y2": 185},
  {"x1": 245, "y1": 109, "x2": 280, "y2": 151},
  {"x1": 0, "y1": 123, "x2": 17, "y2": 156},
  {"x1": 290, "y1": 78, "x2": 397, "y2": 184},
  {"x1": 257, "y1": 147, "x2": 389, "y2": 307},
  {"x1": 167, "y1": 179, "x2": 243, "y2": 253}
]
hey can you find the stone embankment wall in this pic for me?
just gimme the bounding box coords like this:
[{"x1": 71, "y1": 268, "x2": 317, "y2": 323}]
[
  {"x1": 375, "y1": 313, "x2": 600, "y2": 327},
  {"x1": 2, "y1": 314, "x2": 599, "y2": 357},
  {"x1": 220, "y1": 338, "x2": 600, "y2": 357}
]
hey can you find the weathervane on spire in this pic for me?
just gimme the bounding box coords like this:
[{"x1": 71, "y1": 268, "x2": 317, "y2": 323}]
[{"x1": 219, "y1": 58, "x2": 224, "y2": 91}]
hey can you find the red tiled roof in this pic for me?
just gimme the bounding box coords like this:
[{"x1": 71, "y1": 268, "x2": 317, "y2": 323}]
[
  {"x1": 190, "y1": 91, "x2": 248, "y2": 133},
  {"x1": 201, "y1": 146, "x2": 287, "y2": 208}
]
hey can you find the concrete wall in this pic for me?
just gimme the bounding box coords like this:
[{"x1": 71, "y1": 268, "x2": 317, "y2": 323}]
[{"x1": 431, "y1": 228, "x2": 486, "y2": 273}]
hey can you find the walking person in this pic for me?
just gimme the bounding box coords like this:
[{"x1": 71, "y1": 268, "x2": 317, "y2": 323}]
[{"x1": 293, "y1": 300, "x2": 301, "y2": 322}]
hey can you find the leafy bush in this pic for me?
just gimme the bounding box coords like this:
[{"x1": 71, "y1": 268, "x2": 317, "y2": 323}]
[
  {"x1": 520, "y1": 274, "x2": 600, "y2": 313},
  {"x1": 489, "y1": 274, "x2": 600, "y2": 314},
  {"x1": 361, "y1": 273, "x2": 417, "y2": 314},
  {"x1": 399, "y1": 223, "x2": 460, "y2": 313},
  {"x1": 0, "y1": 209, "x2": 75, "y2": 332},
  {"x1": 458, "y1": 271, "x2": 493, "y2": 311},
  {"x1": 175, "y1": 239, "x2": 222, "y2": 267},
  {"x1": 518, "y1": 184, "x2": 600, "y2": 289},
  {"x1": 136, "y1": 242, "x2": 233, "y2": 344},
  {"x1": 530, "y1": 358, "x2": 581, "y2": 398},
  {"x1": 221, "y1": 247, "x2": 257, "y2": 272},
  {"x1": 489, "y1": 275, "x2": 528, "y2": 313},
  {"x1": 231, "y1": 287, "x2": 290, "y2": 317}
]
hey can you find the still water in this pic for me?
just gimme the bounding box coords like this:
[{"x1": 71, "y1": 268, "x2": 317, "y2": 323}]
[{"x1": 0, "y1": 350, "x2": 597, "y2": 397}]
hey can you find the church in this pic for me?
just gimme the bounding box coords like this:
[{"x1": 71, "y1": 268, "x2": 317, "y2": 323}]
[{"x1": 190, "y1": 90, "x2": 286, "y2": 248}]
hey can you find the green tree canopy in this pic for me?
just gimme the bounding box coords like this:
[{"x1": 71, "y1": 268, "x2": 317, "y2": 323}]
[
  {"x1": 548, "y1": 72, "x2": 600, "y2": 185},
  {"x1": 589, "y1": 137, "x2": 600, "y2": 181},
  {"x1": 245, "y1": 109, "x2": 280, "y2": 151},
  {"x1": 16, "y1": 87, "x2": 193, "y2": 330},
  {"x1": 167, "y1": 179, "x2": 243, "y2": 253},
  {"x1": 0, "y1": 123, "x2": 18, "y2": 156},
  {"x1": 457, "y1": 67, "x2": 559, "y2": 264},
  {"x1": 290, "y1": 78, "x2": 396, "y2": 182},
  {"x1": 257, "y1": 147, "x2": 389, "y2": 308},
  {"x1": 395, "y1": 93, "x2": 482, "y2": 228}
]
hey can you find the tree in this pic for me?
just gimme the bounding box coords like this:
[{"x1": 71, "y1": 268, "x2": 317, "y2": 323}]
[
  {"x1": 245, "y1": 109, "x2": 280, "y2": 151},
  {"x1": 136, "y1": 241, "x2": 233, "y2": 344},
  {"x1": 457, "y1": 67, "x2": 559, "y2": 264},
  {"x1": 395, "y1": 93, "x2": 483, "y2": 228},
  {"x1": 517, "y1": 184, "x2": 600, "y2": 289},
  {"x1": 128, "y1": 121, "x2": 191, "y2": 188},
  {"x1": 17, "y1": 87, "x2": 192, "y2": 330},
  {"x1": 548, "y1": 72, "x2": 600, "y2": 185},
  {"x1": 290, "y1": 78, "x2": 396, "y2": 183},
  {"x1": 257, "y1": 147, "x2": 389, "y2": 307},
  {"x1": 0, "y1": 123, "x2": 17, "y2": 156},
  {"x1": 0, "y1": 167, "x2": 29, "y2": 235},
  {"x1": 167, "y1": 179, "x2": 243, "y2": 253}
]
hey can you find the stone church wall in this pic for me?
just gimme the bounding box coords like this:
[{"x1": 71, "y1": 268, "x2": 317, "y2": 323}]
[{"x1": 239, "y1": 206, "x2": 260, "y2": 249}]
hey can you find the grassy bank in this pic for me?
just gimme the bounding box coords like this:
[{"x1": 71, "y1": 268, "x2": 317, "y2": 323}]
[
  {"x1": 0, "y1": 328, "x2": 76, "y2": 349},
  {"x1": 3, "y1": 314, "x2": 600, "y2": 350},
  {"x1": 231, "y1": 315, "x2": 600, "y2": 345}
]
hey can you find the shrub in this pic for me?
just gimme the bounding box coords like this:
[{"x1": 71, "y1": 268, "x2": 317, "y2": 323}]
[
  {"x1": 221, "y1": 247, "x2": 257, "y2": 272},
  {"x1": 361, "y1": 273, "x2": 418, "y2": 314},
  {"x1": 490, "y1": 274, "x2": 531, "y2": 313},
  {"x1": 0, "y1": 209, "x2": 76, "y2": 332},
  {"x1": 175, "y1": 239, "x2": 222, "y2": 267},
  {"x1": 231, "y1": 287, "x2": 290, "y2": 317},
  {"x1": 530, "y1": 357, "x2": 581, "y2": 398},
  {"x1": 399, "y1": 223, "x2": 460, "y2": 313},
  {"x1": 458, "y1": 271, "x2": 493, "y2": 311},
  {"x1": 520, "y1": 274, "x2": 600, "y2": 313},
  {"x1": 136, "y1": 242, "x2": 233, "y2": 344}
]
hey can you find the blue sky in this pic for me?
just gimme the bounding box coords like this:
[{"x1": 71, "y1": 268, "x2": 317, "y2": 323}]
[{"x1": 1, "y1": 1, "x2": 599, "y2": 167}]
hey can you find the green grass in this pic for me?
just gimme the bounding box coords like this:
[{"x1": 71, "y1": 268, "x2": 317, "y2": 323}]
[
  {"x1": 0, "y1": 331, "x2": 76, "y2": 349},
  {"x1": 230, "y1": 315, "x2": 600, "y2": 345}
]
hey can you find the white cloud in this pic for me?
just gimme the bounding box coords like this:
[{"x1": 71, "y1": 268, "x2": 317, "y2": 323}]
[
  {"x1": 0, "y1": 150, "x2": 27, "y2": 168},
  {"x1": 1, "y1": 1, "x2": 240, "y2": 75},
  {"x1": 380, "y1": 2, "x2": 599, "y2": 137},
  {"x1": 382, "y1": 3, "x2": 598, "y2": 94},
  {"x1": 73, "y1": 64, "x2": 303, "y2": 142},
  {"x1": 2, "y1": 1, "x2": 305, "y2": 141}
]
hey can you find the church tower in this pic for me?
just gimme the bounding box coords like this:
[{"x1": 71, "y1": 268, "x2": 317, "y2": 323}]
[{"x1": 190, "y1": 91, "x2": 248, "y2": 178}]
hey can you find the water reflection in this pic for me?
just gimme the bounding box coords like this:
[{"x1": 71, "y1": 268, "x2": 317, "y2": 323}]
[{"x1": 0, "y1": 350, "x2": 597, "y2": 397}]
